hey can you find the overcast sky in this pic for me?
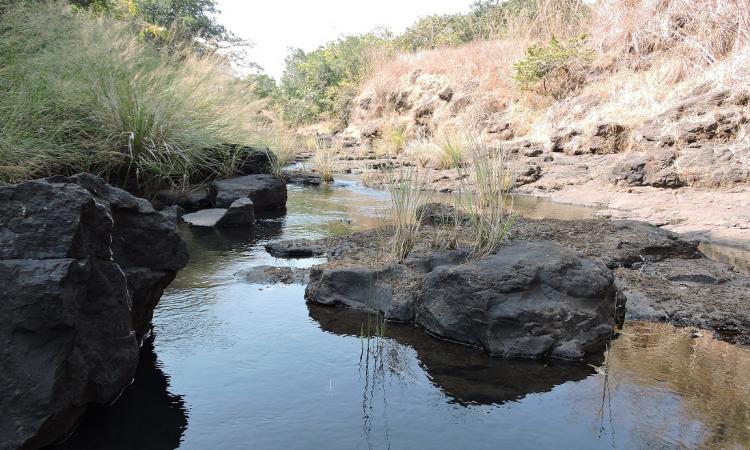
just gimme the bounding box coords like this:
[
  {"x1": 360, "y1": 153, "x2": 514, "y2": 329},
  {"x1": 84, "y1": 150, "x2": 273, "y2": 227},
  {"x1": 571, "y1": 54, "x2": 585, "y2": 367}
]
[{"x1": 216, "y1": 0, "x2": 473, "y2": 79}]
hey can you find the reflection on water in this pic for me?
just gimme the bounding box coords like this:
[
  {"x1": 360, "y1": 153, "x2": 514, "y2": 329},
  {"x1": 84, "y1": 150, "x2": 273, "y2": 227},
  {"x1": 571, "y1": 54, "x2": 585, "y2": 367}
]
[
  {"x1": 309, "y1": 304, "x2": 599, "y2": 406},
  {"x1": 606, "y1": 322, "x2": 750, "y2": 449},
  {"x1": 56, "y1": 177, "x2": 750, "y2": 450},
  {"x1": 52, "y1": 338, "x2": 187, "y2": 450}
]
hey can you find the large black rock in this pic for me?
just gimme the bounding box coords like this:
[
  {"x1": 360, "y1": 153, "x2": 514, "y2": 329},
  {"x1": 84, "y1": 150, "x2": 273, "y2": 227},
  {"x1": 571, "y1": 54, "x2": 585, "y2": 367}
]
[
  {"x1": 210, "y1": 174, "x2": 287, "y2": 210},
  {"x1": 0, "y1": 173, "x2": 187, "y2": 450},
  {"x1": 305, "y1": 236, "x2": 620, "y2": 360}
]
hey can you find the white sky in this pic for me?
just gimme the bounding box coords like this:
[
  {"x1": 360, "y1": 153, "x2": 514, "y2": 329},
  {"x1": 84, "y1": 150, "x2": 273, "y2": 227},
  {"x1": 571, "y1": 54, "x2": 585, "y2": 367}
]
[{"x1": 216, "y1": 0, "x2": 474, "y2": 79}]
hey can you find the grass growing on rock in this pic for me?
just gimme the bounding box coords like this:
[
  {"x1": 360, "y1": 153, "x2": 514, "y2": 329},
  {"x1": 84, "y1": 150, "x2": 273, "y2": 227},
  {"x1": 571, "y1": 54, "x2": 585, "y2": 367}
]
[
  {"x1": 456, "y1": 134, "x2": 516, "y2": 259},
  {"x1": 0, "y1": 1, "x2": 258, "y2": 190},
  {"x1": 386, "y1": 169, "x2": 431, "y2": 260},
  {"x1": 384, "y1": 132, "x2": 515, "y2": 261}
]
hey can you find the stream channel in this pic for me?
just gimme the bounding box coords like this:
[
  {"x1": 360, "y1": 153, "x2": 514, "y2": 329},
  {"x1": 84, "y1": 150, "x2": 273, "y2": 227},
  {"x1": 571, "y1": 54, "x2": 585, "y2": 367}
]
[{"x1": 55, "y1": 176, "x2": 750, "y2": 450}]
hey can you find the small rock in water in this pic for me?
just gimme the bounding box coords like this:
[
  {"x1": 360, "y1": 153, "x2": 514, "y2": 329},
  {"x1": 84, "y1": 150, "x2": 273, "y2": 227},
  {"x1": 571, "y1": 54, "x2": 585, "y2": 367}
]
[{"x1": 181, "y1": 198, "x2": 255, "y2": 228}]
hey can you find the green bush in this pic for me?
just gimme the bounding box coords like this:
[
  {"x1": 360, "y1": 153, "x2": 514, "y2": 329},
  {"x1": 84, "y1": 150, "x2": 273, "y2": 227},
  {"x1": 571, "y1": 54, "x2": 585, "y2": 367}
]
[
  {"x1": 396, "y1": 14, "x2": 476, "y2": 51},
  {"x1": 0, "y1": 1, "x2": 258, "y2": 189},
  {"x1": 513, "y1": 34, "x2": 593, "y2": 99},
  {"x1": 277, "y1": 32, "x2": 392, "y2": 124}
]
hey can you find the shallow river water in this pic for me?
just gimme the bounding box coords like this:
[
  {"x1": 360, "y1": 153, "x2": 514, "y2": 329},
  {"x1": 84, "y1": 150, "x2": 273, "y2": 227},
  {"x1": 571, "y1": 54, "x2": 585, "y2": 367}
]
[{"x1": 56, "y1": 177, "x2": 750, "y2": 450}]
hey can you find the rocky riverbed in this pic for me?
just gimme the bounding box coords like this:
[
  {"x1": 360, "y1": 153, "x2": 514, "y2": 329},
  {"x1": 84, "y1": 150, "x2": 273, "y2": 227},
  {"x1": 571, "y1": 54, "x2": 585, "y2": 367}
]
[{"x1": 267, "y1": 213, "x2": 750, "y2": 355}]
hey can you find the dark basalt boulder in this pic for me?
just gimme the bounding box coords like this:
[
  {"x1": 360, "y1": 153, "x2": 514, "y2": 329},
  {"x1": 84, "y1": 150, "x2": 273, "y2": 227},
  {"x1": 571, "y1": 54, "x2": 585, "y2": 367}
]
[
  {"x1": 0, "y1": 173, "x2": 187, "y2": 450},
  {"x1": 416, "y1": 241, "x2": 618, "y2": 359},
  {"x1": 415, "y1": 202, "x2": 471, "y2": 226},
  {"x1": 305, "y1": 238, "x2": 620, "y2": 359},
  {"x1": 210, "y1": 174, "x2": 287, "y2": 210},
  {"x1": 610, "y1": 149, "x2": 685, "y2": 188}
]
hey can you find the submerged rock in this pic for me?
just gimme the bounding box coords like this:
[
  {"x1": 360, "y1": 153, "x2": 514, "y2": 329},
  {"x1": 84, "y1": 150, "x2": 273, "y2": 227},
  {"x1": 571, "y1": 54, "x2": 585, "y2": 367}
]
[
  {"x1": 0, "y1": 173, "x2": 187, "y2": 450},
  {"x1": 239, "y1": 265, "x2": 310, "y2": 284},
  {"x1": 283, "y1": 170, "x2": 325, "y2": 186},
  {"x1": 266, "y1": 239, "x2": 329, "y2": 258},
  {"x1": 210, "y1": 174, "x2": 287, "y2": 210}
]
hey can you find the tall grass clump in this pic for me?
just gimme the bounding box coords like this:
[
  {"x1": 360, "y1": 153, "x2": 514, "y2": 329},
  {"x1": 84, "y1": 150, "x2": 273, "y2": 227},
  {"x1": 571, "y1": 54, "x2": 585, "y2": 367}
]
[
  {"x1": 386, "y1": 169, "x2": 429, "y2": 260},
  {"x1": 312, "y1": 140, "x2": 336, "y2": 182},
  {"x1": 455, "y1": 134, "x2": 516, "y2": 259},
  {"x1": 258, "y1": 129, "x2": 301, "y2": 177},
  {"x1": 436, "y1": 130, "x2": 467, "y2": 169},
  {"x1": 0, "y1": 1, "x2": 257, "y2": 189}
]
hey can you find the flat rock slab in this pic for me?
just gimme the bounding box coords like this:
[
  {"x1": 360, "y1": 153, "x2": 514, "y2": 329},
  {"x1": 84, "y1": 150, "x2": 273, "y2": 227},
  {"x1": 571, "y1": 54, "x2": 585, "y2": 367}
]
[
  {"x1": 616, "y1": 257, "x2": 750, "y2": 343},
  {"x1": 266, "y1": 240, "x2": 329, "y2": 258},
  {"x1": 181, "y1": 198, "x2": 255, "y2": 228},
  {"x1": 210, "y1": 174, "x2": 287, "y2": 210},
  {"x1": 239, "y1": 265, "x2": 309, "y2": 284},
  {"x1": 182, "y1": 208, "x2": 228, "y2": 227}
]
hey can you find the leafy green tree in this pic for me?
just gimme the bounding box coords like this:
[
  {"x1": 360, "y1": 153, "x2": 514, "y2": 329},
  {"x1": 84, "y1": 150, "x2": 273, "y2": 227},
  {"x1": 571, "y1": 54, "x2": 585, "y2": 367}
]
[
  {"x1": 277, "y1": 31, "x2": 391, "y2": 124},
  {"x1": 246, "y1": 73, "x2": 277, "y2": 99}
]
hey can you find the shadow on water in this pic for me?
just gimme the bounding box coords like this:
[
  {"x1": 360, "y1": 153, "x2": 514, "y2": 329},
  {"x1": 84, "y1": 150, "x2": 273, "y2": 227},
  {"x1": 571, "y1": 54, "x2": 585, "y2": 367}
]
[
  {"x1": 308, "y1": 304, "x2": 600, "y2": 407},
  {"x1": 50, "y1": 337, "x2": 187, "y2": 450}
]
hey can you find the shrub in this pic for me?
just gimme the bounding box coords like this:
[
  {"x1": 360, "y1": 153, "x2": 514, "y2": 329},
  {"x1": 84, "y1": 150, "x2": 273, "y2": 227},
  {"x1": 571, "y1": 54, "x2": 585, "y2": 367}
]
[
  {"x1": 513, "y1": 34, "x2": 594, "y2": 99},
  {"x1": 436, "y1": 131, "x2": 467, "y2": 169},
  {"x1": 0, "y1": 1, "x2": 257, "y2": 189},
  {"x1": 454, "y1": 134, "x2": 516, "y2": 259}
]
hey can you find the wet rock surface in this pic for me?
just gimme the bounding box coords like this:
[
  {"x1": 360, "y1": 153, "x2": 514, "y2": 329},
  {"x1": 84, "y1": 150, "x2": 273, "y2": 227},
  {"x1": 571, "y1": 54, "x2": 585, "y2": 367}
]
[
  {"x1": 0, "y1": 173, "x2": 187, "y2": 450},
  {"x1": 297, "y1": 214, "x2": 750, "y2": 350},
  {"x1": 210, "y1": 174, "x2": 287, "y2": 210},
  {"x1": 282, "y1": 170, "x2": 325, "y2": 186},
  {"x1": 266, "y1": 239, "x2": 329, "y2": 258},
  {"x1": 304, "y1": 225, "x2": 624, "y2": 359},
  {"x1": 615, "y1": 257, "x2": 750, "y2": 343},
  {"x1": 239, "y1": 265, "x2": 310, "y2": 284}
]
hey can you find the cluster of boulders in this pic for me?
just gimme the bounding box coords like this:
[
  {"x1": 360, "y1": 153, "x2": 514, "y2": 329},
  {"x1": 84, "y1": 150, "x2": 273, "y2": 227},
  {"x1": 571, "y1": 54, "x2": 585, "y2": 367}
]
[
  {"x1": 154, "y1": 173, "x2": 288, "y2": 228},
  {"x1": 0, "y1": 174, "x2": 188, "y2": 449}
]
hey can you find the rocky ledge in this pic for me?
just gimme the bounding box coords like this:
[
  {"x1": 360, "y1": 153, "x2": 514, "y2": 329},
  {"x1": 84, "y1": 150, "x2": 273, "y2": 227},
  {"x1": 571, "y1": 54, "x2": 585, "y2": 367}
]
[
  {"x1": 0, "y1": 173, "x2": 187, "y2": 450},
  {"x1": 287, "y1": 214, "x2": 750, "y2": 359}
]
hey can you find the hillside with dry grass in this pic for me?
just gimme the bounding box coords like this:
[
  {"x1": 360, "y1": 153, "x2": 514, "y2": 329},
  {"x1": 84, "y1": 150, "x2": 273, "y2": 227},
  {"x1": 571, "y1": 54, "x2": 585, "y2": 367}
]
[{"x1": 300, "y1": 0, "x2": 749, "y2": 245}]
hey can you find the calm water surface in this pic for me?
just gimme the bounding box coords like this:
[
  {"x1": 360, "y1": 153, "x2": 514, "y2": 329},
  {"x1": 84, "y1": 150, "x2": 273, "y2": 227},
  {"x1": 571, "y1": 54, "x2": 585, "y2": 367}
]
[{"x1": 58, "y1": 178, "x2": 750, "y2": 450}]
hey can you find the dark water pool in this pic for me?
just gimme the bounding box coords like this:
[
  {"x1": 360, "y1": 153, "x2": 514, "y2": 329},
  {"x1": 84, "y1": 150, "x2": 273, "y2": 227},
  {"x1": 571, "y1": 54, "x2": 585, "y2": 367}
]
[{"x1": 56, "y1": 178, "x2": 750, "y2": 450}]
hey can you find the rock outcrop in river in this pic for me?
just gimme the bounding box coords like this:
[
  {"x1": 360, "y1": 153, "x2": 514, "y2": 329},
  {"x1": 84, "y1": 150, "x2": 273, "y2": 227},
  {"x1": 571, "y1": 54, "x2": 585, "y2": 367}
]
[
  {"x1": 288, "y1": 212, "x2": 750, "y2": 357},
  {"x1": 305, "y1": 236, "x2": 620, "y2": 359},
  {"x1": 0, "y1": 173, "x2": 187, "y2": 450}
]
